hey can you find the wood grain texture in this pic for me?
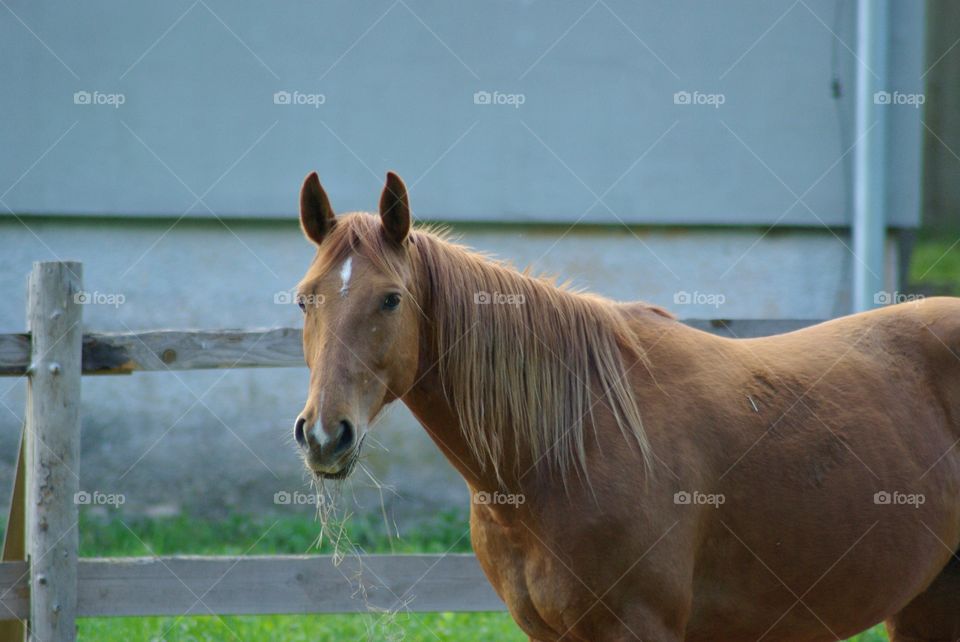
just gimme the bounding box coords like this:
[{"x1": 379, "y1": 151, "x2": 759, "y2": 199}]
[
  {"x1": 76, "y1": 554, "x2": 503, "y2": 617},
  {"x1": 26, "y1": 262, "x2": 83, "y2": 641},
  {"x1": 0, "y1": 321, "x2": 820, "y2": 376},
  {"x1": 0, "y1": 555, "x2": 504, "y2": 619},
  {"x1": 0, "y1": 334, "x2": 29, "y2": 376}
]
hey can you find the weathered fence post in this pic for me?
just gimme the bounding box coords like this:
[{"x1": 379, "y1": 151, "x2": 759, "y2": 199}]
[
  {"x1": 26, "y1": 262, "x2": 82, "y2": 642},
  {"x1": 0, "y1": 436, "x2": 28, "y2": 640}
]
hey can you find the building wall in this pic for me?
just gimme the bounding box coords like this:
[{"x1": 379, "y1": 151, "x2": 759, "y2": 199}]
[{"x1": 0, "y1": 0, "x2": 924, "y2": 226}]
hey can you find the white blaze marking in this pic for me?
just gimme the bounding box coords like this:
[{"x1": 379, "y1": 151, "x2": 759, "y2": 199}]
[
  {"x1": 310, "y1": 421, "x2": 326, "y2": 447},
  {"x1": 309, "y1": 392, "x2": 326, "y2": 446},
  {"x1": 339, "y1": 257, "x2": 353, "y2": 297}
]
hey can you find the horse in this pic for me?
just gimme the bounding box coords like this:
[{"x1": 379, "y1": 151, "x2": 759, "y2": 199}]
[{"x1": 290, "y1": 171, "x2": 960, "y2": 642}]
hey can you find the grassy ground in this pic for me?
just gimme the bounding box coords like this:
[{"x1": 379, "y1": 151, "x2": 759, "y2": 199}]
[
  {"x1": 64, "y1": 511, "x2": 888, "y2": 641},
  {"x1": 909, "y1": 229, "x2": 960, "y2": 296}
]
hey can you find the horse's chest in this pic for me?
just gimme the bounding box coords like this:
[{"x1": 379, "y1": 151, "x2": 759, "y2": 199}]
[{"x1": 470, "y1": 508, "x2": 580, "y2": 639}]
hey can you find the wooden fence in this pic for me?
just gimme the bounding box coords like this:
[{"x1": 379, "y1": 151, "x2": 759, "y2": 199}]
[{"x1": 0, "y1": 261, "x2": 818, "y2": 640}]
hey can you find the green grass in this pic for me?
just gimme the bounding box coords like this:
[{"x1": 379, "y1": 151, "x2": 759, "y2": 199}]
[
  {"x1": 81, "y1": 611, "x2": 526, "y2": 641},
  {"x1": 848, "y1": 628, "x2": 889, "y2": 642},
  {"x1": 78, "y1": 508, "x2": 474, "y2": 557},
  {"x1": 909, "y1": 229, "x2": 960, "y2": 295},
  {"x1": 64, "y1": 511, "x2": 889, "y2": 641}
]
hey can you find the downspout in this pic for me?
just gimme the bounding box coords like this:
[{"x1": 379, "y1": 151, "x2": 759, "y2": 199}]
[{"x1": 851, "y1": 0, "x2": 889, "y2": 311}]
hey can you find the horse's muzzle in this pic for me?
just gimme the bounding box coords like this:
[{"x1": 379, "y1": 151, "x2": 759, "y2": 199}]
[{"x1": 294, "y1": 416, "x2": 358, "y2": 477}]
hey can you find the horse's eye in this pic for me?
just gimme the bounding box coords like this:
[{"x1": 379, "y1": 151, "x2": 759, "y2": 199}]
[
  {"x1": 382, "y1": 293, "x2": 401, "y2": 311},
  {"x1": 296, "y1": 295, "x2": 306, "y2": 313}
]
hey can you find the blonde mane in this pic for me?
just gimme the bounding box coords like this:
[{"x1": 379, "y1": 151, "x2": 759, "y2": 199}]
[{"x1": 311, "y1": 213, "x2": 655, "y2": 485}]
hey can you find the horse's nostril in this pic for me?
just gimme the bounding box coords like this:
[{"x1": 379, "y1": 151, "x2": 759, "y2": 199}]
[
  {"x1": 294, "y1": 416, "x2": 306, "y2": 448},
  {"x1": 333, "y1": 419, "x2": 355, "y2": 455}
]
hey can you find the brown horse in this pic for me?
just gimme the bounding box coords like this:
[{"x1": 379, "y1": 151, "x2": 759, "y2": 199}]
[{"x1": 291, "y1": 171, "x2": 960, "y2": 642}]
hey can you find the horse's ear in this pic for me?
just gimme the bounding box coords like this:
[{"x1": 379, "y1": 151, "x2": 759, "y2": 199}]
[
  {"x1": 300, "y1": 171, "x2": 335, "y2": 246},
  {"x1": 379, "y1": 171, "x2": 410, "y2": 246}
]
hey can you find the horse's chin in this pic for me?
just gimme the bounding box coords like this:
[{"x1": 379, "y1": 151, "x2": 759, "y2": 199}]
[
  {"x1": 312, "y1": 453, "x2": 360, "y2": 481},
  {"x1": 317, "y1": 468, "x2": 351, "y2": 481},
  {"x1": 308, "y1": 434, "x2": 365, "y2": 481}
]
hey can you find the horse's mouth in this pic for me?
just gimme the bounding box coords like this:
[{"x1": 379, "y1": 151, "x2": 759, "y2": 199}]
[
  {"x1": 318, "y1": 467, "x2": 351, "y2": 481},
  {"x1": 310, "y1": 459, "x2": 354, "y2": 480},
  {"x1": 312, "y1": 435, "x2": 364, "y2": 480}
]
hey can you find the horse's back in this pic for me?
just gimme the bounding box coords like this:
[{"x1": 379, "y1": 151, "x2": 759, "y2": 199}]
[{"x1": 755, "y1": 296, "x2": 960, "y2": 441}]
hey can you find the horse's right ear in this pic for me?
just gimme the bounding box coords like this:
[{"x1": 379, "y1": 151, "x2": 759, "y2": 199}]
[{"x1": 299, "y1": 171, "x2": 335, "y2": 246}]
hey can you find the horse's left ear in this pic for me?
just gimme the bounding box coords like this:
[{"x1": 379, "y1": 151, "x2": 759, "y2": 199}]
[
  {"x1": 379, "y1": 171, "x2": 410, "y2": 245},
  {"x1": 300, "y1": 171, "x2": 335, "y2": 246}
]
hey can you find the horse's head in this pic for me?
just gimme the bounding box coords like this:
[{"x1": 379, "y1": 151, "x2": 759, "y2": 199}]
[{"x1": 292, "y1": 171, "x2": 420, "y2": 479}]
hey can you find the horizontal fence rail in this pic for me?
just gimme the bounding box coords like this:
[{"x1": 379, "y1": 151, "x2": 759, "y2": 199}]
[
  {"x1": 0, "y1": 554, "x2": 501, "y2": 619},
  {"x1": 0, "y1": 320, "x2": 821, "y2": 376}
]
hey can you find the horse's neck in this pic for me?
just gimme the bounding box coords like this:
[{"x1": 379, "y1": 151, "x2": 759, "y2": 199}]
[
  {"x1": 400, "y1": 303, "x2": 533, "y2": 493},
  {"x1": 401, "y1": 366, "x2": 502, "y2": 492},
  {"x1": 401, "y1": 244, "x2": 521, "y2": 492}
]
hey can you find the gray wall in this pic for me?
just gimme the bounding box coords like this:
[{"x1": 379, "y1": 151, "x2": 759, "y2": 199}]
[{"x1": 1, "y1": 0, "x2": 924, "y2": 226}]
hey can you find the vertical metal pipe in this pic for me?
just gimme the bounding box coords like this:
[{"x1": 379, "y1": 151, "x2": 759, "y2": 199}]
[{"x1": 852, "y1": 0, "x2": 889, "y2": 311}]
